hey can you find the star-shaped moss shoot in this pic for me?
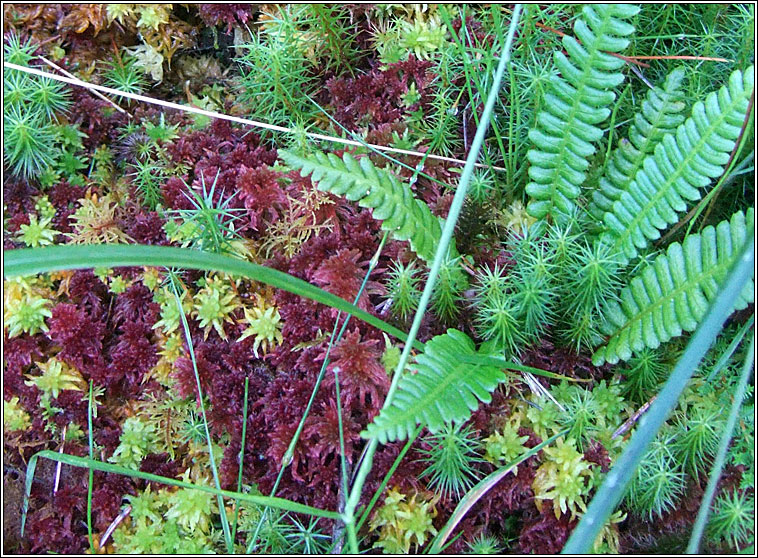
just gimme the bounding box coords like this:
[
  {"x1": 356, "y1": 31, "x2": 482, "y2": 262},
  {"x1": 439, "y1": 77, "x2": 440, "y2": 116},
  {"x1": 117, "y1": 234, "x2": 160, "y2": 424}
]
[
  {"x1": 25, "y1": 357, "x2": 85, "y2": 399},
  {"x1": 238, "y1": 301, "x2": 283, "y2": 357},
  {"x1": 192, "y1": 275, "x2": 239, "y2": 340}
]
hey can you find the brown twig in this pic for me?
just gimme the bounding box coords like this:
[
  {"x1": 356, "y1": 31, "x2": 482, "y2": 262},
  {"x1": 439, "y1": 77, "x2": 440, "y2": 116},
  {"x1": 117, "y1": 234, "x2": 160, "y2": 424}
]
[
  {"x1": 612, "y1": 395, "x2": 657, "y2": 440},
  {"x1": 515, "y1": 9, "x2": 731, "y2": 68},
  {"x1": 110, "y1": 37, "x2": 124, "y2": 67},
  {"x1": 514, "y1": 11, "x2": 652, "y2": 67},
  {"x1": 625, "y1": 55, "x2": 733, "y2": 63},
  {"x1": 535, "y1": 22, "x2": 566, "y2": 38},
  {"x1": 721, "y1": 90, "x2": 754, "y2": 176},
  {"x1": 657, "y1": 203, "x2": 703, "y2": 247},
  {"x1": 698, "y1": 90, "x2": 755, "y2": 230},
  {"x1": 610, "y1": 53, "x2": 651, "y2": 68},
  {"x1": 100, "y1": 505, "x2": 132, "y2": 549}
]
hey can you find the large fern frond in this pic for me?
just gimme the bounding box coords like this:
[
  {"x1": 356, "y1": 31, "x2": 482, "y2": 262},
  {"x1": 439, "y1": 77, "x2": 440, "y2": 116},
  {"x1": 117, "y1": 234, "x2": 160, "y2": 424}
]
[
  {"x1": 600, "y1": 66, "x2": 754, "y2": 263},
  {"x1": 361, "y1": 330, "x2": 507, "y2": 444},
  {"x1": 525, "y1": 4, "x2": 640, "y2": 225},
  {"x1": 593, "y1": 208, "x2": 754, "y2": 365},
  {"x1": 280, "y1": 149, "x2": 450, "y2": 264},
  {"x1": 589, "y1": 67, "x2": 687, "y2": 220}
]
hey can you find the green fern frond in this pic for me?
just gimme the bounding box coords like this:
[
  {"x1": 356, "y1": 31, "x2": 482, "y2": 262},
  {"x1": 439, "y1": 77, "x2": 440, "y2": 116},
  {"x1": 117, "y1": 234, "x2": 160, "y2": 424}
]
[
  {"x1": 600, "y1": 66, "x2": 754, "y2": 263},
  {"x1": 593, "y1": 208, "x2": 754, "y2": 365},
  {"x1": 526, "y1": 4, "x2": 640, "y2": 225},
  {"x1": 589, "y1": 67, "x2": 687, "y2": 220},
  {"x1": 362, "y1": 330, "x2": 507, "y2": 444},
  {"x1": 279, "y1": 149, "x2": 453, "y2": 264}
]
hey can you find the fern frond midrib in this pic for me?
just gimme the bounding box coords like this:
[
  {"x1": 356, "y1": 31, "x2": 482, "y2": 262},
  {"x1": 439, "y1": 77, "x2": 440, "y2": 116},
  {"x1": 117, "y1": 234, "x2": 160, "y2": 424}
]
[
  {"x1": 616, "y1": 91, "x2": 682, "y2": 184},
  {"x1": 544, "y1": 12, "x2": 616, "y2": 214},
  {"x1": 382, "y1": 361, "x2": 488, "y2": 432},
  {"x1": 610, "y1": 91, "x2": 747, "y2": 255},
  {"x1": 602, "y1": 246, "x2": 741, "y2": 341}
]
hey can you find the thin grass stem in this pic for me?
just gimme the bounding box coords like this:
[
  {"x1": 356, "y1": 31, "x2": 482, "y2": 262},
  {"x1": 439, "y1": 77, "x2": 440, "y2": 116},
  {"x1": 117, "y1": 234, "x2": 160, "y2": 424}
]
[
  {"x1": 342, "y1": 7, "x2": 524, "y2": 553},
  {"x1": 169, "y1": 272, "x2": 233, "y2": 552},
  {"x1": 439, "y1": 5, "x2": 505, "y2": 171},
  {"x1": 686, "y1": 334, "x2": 755, "y2": 553},
  {"x1": 247, "y1": 232, "x2": 390, "y2": 553},
  {"x1": 705, "y1": 315, "x2": 754, "y2": 382},
  {"x1": 231, "y1": 376, "x2": 250, "y2": 544},
  {"x1": 86, "y1": 380, "x2": 95, "y2": 553},
  {"x1": 20, "y1": 450, "x2": 340, "y2": 537},
  {"x1": 334, "y1": 367, "x2": 349, "y2": 507}
]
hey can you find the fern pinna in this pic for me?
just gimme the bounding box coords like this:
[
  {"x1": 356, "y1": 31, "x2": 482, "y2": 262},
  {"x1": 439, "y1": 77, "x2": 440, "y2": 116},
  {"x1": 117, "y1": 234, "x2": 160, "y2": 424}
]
[
  {"x1": 525, "y1": 4, "x2": 639, "y2": 225},
  {"x1": 362, "y1": 330, "x2": 506, "y2": 444},
  {"x1": 599, "y1": 66, "x2": 755, "y2": 263},
  {"x1": 588, "y1": 67, "x2": 688, "y2": 220},
  {"x1": 279, "y1": 149, "x2": 453, "y2": 264},
  {"x1": 593, "y1": 208, "x2": 754, "y2": 365}
]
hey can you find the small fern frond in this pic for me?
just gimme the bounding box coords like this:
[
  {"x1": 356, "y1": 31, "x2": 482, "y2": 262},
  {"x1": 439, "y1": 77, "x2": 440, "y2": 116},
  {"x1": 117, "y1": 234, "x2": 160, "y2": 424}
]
[
  {"x1": 362, "y1": 330, "x2": 507, "y2": 444},
  {"x1": 600, "y1": 66, "x2": 754, "y2": 263},
  {"x1": 280, "y1": 149, "x2": 451, "y2": 264},
  {"x1": 589, "y1": 67, "x2": 687, "y2": 220},
  {"x1": 593, "y1": 208, "x2": 754, "y2": 365},
  {"x1": 525, "y1": 4, "x2": 640, "y2": 225}
]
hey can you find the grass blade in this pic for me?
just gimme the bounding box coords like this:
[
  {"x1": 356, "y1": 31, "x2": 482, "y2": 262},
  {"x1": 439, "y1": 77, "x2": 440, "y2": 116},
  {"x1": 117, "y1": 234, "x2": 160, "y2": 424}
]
[
  {"x1": 232, "y1": 376, "x2": 251, "y2": 544},
  {"x1": 2, "y1": 244, "x2": 418, "y2": 349},
  {"x1": 86, "y1": 380, "x2": 95, "y2": 553},
  {"x1": 247, "y1": 232, "x2": 389, "y2": 553},
  {"x1": 705, "y1": 315, "x2": 754, "y2": 382},
  {"x1": 20, "y1": 449, "x2": 341, "y2": 534},
  {"x1": 562, "y1": 236, "x2": 754, "y2": 553},
  {"x1": 687, "y1": 334, "x2": 755, "y2": 553},
  {"x1": 20, "y1": 453, "x2": 39, "y2": 537},
  {"x1": 355, "y1": 425, "x2": 423, "y2": 533},
  {"x1": 458, "y1": 354, "x2": 593, "y2": 383},
  {"x1": 430, "y1": 428, "x2": 569, "y2": 553}
]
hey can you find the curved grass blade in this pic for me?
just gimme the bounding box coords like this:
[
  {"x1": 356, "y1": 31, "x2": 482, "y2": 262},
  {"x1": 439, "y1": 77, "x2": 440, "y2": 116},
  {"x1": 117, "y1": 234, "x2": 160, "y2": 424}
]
[
  {"x1": 430, "y1": 428, "x2": 569, "y2": 553},
  {"x1": 705, "y1": 315, "x2": 754, "y2": 382},
  {"x1": 2, "y1": 244, "x2": 418, "y2": 349},
  {"x1": 562, "y1": 236, "x2": 754, "y2": 553},
  {"x1": 687, "y1": 334, "x2": 755, "y2": 553},
  {"x1": 20, "y1": 450, "x2": 341, "y2": 537},
  {"x1": 20, "y1": 453, "x2": 39, "y2": 538}
]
